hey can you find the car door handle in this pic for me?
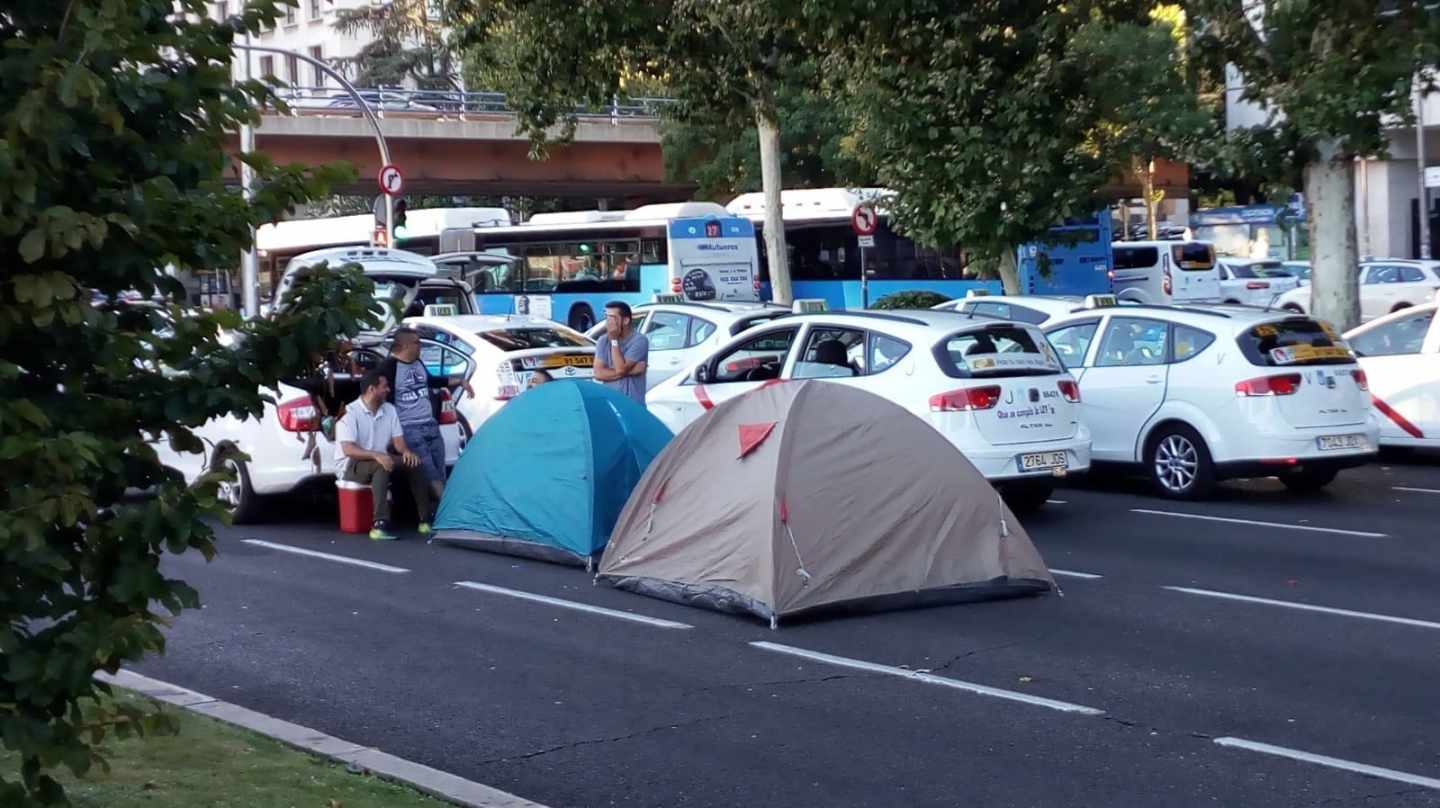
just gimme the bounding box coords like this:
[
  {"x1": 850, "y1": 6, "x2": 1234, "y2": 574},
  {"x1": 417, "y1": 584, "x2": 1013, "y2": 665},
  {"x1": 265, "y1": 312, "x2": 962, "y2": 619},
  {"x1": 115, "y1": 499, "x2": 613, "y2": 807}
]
[{"x1": 1145, "y1": 375, "x2": 1163, "y2": 384}]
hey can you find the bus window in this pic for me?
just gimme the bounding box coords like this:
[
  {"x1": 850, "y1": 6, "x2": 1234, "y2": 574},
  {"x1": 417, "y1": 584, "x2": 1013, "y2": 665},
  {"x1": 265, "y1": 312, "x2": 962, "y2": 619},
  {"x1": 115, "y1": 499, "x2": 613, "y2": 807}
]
[{"x1": 524, "y1": 245, "x2": 559, "y2": 292}]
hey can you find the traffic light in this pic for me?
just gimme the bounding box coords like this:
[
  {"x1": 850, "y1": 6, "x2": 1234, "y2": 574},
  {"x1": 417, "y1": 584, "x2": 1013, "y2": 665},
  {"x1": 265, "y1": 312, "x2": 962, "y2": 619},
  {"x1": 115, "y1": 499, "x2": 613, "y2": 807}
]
[{"x1": 393, "y1": 198, "x2": 408, "y2": 232}]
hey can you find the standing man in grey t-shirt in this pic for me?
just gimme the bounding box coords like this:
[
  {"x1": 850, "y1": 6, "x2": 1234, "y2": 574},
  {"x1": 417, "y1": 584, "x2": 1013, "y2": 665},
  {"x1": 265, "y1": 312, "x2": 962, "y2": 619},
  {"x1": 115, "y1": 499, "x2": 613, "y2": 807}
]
[{"x1": 592, "y1": 301, "x2": 649, "y2": 404}]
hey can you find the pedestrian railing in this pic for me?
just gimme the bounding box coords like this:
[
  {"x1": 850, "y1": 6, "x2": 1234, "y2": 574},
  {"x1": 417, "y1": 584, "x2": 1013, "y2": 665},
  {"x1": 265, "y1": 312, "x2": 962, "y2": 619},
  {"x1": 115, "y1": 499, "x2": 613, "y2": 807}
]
[{"x1": 268, "y1": 86, "x2": 673, "y2": 121}]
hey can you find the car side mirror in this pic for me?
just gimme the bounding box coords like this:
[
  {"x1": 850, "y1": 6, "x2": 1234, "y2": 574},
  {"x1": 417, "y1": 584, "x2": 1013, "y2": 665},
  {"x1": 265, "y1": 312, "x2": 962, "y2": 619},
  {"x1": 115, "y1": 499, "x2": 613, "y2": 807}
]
[{"x1": 694, "y1": 364, "x2": 711, "y2": 384}]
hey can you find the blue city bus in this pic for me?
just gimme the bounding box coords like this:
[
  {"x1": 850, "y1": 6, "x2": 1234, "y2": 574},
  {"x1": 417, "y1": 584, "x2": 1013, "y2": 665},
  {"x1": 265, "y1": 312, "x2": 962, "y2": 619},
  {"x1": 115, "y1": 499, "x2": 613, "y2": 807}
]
[
  {"x1": 439, "y1": 202, "x2": 760, "y2": 331},
  {"x1": 1190, "y1": 202, "x2": 1308, "y2": 261},
  {"x1": 726, "y1": 189, "x2": 1112, "y2": 308}
]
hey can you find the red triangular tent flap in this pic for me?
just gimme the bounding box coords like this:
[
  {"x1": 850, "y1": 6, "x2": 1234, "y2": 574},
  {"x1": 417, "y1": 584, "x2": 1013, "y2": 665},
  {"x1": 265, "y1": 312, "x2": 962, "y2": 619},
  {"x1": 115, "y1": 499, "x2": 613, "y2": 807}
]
[{"x1": 737, "y1": 421, "x2": 777, "y2": 459}]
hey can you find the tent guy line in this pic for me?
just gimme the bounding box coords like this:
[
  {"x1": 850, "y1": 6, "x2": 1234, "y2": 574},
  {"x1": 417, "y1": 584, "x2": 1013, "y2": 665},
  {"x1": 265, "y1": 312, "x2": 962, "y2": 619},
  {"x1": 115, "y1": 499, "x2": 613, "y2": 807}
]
[
  {"x1": 453, "y1": 581, "x2": 694, "y2": 629},
  {"x1": 750, "y1": 641, "x2": 1106, "y2": 716}
]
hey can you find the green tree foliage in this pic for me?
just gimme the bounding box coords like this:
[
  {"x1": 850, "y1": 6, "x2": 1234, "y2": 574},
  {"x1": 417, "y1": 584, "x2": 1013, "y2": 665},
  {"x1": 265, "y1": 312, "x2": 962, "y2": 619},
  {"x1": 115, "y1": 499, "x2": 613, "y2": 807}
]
[
  {"x1": 1190, "y1": 0, "x2": 1440, "y2": 329},
  {"x1": 870, "y1": 290, "x2": 951, "y2": 310},
  {"x1": 0, "y1": 2, "x2": 375, "y2": 804},
  {"x1": 660, "y1": 61, "x2": 873, "y2": 201},
  {"x1": 333, "y1": 0, "x2": 458, "y2": 90},
  {"x1": 816, "y1": 1, "x2": 1174, "y2": 292},
  {"x1": 445, "y1": 0, "x2": 808, "y2": 302},
  {"x1": 1074, "y1": 6, "x2": 1218, "y2": 238}
]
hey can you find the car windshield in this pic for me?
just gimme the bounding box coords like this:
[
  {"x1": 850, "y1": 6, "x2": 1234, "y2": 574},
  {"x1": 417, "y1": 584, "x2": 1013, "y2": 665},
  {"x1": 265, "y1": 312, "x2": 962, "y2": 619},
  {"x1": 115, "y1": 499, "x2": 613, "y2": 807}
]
[{"x1": 478, "y1": 327, "x2": 590, "y2": 351}]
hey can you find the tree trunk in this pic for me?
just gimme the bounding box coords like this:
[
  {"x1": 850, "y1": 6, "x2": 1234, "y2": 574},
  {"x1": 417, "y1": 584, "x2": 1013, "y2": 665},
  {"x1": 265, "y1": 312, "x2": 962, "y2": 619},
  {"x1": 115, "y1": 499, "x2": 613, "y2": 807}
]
[
  {"x1": 998, "y1": 247, "x2": 1021, "y2": 295},
  {"x1": 1142, "y1": 158, "x2": 1161, "y2": 241},
  {"x1": 1304, "y1": 140, "x2": 1360, "y2": 331},
  {"x1": 755, "y1": 107, "x2": 792, "y2": 305}
]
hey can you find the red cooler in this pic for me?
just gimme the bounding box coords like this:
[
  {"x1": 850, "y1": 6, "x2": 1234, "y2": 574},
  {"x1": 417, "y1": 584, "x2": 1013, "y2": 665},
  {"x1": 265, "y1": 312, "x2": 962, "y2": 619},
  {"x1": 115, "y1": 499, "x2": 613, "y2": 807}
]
[{"x1": 336, "y1": 479, "x2": 374, "y2": 534}]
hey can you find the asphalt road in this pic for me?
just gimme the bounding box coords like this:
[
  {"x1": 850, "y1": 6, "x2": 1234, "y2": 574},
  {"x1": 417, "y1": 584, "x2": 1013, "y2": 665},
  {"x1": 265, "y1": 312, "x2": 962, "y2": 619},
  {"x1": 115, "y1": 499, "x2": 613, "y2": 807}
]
[{"x1": 136, "y1": 451, "x2": 1440, "y2": 808}]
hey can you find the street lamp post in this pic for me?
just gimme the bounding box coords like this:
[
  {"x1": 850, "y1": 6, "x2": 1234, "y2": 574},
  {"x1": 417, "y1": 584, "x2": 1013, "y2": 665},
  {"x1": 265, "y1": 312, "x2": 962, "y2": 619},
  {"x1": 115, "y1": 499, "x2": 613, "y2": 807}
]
[
  {"x1": 230, "y1": 34, "x2": 395, "y2": 316},
  {"x1": 1417, "y1": 75, "x2": 1432, "y2": 261}
]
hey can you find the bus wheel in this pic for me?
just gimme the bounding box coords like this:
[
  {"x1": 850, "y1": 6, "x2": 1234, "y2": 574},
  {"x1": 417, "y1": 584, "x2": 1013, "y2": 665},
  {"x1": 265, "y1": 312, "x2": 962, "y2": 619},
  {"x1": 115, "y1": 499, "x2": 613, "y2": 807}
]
[{"x1": 569, "y1": 305, "x2": 595, "y2": 332}]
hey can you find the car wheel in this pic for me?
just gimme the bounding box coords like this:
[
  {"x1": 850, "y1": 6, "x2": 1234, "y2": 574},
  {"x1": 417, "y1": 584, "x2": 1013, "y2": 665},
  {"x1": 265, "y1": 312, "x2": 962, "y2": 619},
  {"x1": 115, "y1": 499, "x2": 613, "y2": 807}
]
[
  {"x1": 1145, "y1": 425, "x2": 1215, "y2": 500},
  {"x1": 1282, "y1": 303, "x2": 1304, "y2": 313},
  {"x1": 1001, "y1": 481, "x2": 1053, "y2": 513},
  {"x1": 1280, "y1": 467, "x2": 1338, "y2": 493},
  {"x1": 569, "y1": 305, "x2": 595, "y2": 332},
  {"x1": 1391, "y1": 302, "x2": 1413, "y2": 313},
  {"x1": 1223, "y1": 299, "x2": 1242, "y2": 305},
  {"x1": 457, "y1": 412, "x2": 473, "y2": 451},
  {"x1": 214, "y1": 451, "x2": 262, "y2": 524}
]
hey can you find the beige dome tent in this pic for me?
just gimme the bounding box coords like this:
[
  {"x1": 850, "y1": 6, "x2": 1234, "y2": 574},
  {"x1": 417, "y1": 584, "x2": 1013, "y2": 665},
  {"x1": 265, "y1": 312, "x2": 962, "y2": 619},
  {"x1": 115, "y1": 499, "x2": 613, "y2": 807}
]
[{"x1": 597, "y1": 381, "x2": 1055, "y2": 627}]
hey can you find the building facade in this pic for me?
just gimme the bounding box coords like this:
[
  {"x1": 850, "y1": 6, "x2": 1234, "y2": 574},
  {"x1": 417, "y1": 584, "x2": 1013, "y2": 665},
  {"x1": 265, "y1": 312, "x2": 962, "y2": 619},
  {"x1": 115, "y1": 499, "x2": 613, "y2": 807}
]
[{"x1": 1227, "y1": 65, "x2": 1440, "y2": 260}]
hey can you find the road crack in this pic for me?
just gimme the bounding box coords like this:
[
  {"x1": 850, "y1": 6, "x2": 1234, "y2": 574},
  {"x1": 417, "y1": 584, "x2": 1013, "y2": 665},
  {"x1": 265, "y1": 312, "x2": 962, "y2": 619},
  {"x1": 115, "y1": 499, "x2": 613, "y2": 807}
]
[{"x1": 475, "y1": 713, "x2": 736, "y2": 765}]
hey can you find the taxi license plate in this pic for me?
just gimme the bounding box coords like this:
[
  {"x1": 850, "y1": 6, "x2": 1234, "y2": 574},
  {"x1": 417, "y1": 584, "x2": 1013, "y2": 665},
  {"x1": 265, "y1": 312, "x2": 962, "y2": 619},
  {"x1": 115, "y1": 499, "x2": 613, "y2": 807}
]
[
  {"x1": 1019, "y1": 451, "x2": 1068, "y2": 471},
  {"x1": 1317, "y1": 434, "x2": 1365, "y2": 451}
]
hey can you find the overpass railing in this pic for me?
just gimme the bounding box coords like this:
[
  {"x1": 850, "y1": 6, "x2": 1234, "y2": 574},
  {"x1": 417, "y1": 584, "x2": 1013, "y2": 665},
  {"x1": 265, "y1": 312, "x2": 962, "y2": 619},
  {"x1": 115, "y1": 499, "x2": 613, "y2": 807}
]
[{"x1": 269, "y1": 86, "x2": 674, "y2": 120}]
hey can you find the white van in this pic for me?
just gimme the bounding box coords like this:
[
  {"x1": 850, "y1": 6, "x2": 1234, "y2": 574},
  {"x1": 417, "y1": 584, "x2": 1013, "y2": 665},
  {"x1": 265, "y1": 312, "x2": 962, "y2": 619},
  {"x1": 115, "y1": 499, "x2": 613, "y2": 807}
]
[{"x1": 1109, "y1": 241, "x2": 1221, "y2": 304}]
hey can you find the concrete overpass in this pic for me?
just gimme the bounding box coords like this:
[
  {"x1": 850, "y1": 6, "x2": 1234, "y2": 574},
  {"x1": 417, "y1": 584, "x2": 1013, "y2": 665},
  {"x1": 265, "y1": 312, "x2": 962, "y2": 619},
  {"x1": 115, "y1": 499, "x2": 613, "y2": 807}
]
[{"x1": 223, "y1": 102, "x2": 695, "y2": 203}]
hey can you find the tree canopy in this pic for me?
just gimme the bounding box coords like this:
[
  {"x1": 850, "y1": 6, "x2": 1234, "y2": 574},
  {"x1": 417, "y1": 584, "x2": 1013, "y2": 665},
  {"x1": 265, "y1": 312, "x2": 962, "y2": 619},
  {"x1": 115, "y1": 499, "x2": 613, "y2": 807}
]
[
  {"x1": 334, "y1": 0, "x2": 458, "y2": 90},
  {"x1": 1, "y1": 2, "x2": 374, "y2": 804}
]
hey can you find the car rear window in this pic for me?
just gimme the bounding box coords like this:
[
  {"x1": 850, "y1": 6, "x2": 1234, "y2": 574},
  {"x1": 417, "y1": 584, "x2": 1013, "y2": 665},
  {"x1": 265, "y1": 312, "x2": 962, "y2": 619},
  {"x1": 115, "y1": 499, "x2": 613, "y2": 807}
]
[
  {"x1": 1172, "y1": 243, "x2": 1215, "y2": 271},
  {"x1": 1236, "y1": 319, "x2": 1354, "y2": 367},
  {"x1": 932, "y1": 325, "x2": 1062, "y2": 378},
  {"x1": 729, "y1": 311, "x2": 787, "y2": 335},
  {"x1": 1113, "y1": 247, "x2": 1159, "y2": 270},
  {"x1": 478, "y1": 328, "x2": 590, "y2": 351}
]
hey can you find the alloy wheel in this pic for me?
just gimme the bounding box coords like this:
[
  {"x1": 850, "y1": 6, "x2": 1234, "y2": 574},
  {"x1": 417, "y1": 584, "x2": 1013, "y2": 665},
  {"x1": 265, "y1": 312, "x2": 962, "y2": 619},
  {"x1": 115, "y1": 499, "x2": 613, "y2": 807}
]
[{"x1": 1154, "y1": 434, "x2": 1198, "y2": 493}]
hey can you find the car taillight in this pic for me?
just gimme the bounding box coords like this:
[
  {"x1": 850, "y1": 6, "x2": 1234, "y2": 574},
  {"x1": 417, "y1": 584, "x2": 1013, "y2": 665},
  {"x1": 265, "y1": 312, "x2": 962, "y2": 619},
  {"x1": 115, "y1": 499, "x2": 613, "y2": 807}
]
[
  {"x1": 437, "y1": 389, "x2": 458, "y2": 424},
  {"x1": 277, "y1": 396, "x2": 320, "y2": 432},
  {"x1": 1163, "y1": 268, "x2": 1173, "y2": 296},
  {"x1": 929, "y1": 385, "x2": 1002, "y2": 412},
  {"x1": 1057, "y1": 379, "x2": 1081, "y2": 403},
  {"x1": 1351, "y1": 369, "x2": 1368, "y2": 390},
  {"x1": 670, "y1": 277, "x2": 682, "y2": 293},
  {"x1": 1234, "y1": 373, "x2": 1302, "y2": 397},
  {"x1": 1246, "y1": 281, "x2": 1270, "y2": 290}
]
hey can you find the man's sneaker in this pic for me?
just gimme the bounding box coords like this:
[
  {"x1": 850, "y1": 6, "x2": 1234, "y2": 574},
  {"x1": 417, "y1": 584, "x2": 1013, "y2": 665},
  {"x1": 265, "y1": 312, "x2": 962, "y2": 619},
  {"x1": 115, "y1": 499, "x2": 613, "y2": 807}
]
[
  {"x1": 369, "y1": 521, "x2": 398, "y2": 541},
  {"x1": 417, "y1": 522, "x2": 432, "y2": 537}
]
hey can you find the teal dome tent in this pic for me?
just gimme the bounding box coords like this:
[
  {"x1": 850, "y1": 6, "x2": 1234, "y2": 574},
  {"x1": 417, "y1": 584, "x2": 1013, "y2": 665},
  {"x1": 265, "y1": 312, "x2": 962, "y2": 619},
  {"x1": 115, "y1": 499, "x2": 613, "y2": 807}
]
[{"x1": 434, "y1": 382, "x2": 673, "y2": 568}]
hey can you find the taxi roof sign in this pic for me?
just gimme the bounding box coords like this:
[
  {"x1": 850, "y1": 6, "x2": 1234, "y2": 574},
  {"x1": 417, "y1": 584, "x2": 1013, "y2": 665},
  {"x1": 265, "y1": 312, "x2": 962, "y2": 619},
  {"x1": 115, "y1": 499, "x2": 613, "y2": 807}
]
[
  {"x1": 653, "y1": 293, "x2": 685, "y2": 304},
  {"x1": 965, "y1": 289, "x2": 991, "y2": 298},
  {"x1": 422, "y1": 304, "x2": 459, "y2": 317},
  {"x1": 1084, "y1": 294, "x2": 1119, "y2": 309},
  {"x1": 792, "y1": 298, "x2": 828, "y2": 314}
]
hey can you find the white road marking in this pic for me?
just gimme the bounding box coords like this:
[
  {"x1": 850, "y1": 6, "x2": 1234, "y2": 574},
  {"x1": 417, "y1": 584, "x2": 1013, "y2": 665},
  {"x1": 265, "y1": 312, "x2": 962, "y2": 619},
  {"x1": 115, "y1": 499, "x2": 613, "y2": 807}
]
[
  {"x1": 242, "y1": 539, "x2": 409, "y2": 574},
  {"x1": 1049, "y1": 568, "x2": 1103, "y2": 580},
  {"x1": 1130, "y1": 508, "x2": 1387, "y2": 538},
  {"x1": 750, "y1": 641, "x2": 1105, "y2": 716},
  {"x1": 1393, "y1": 486, "x2": 1440, "y2": 495},
  {"x1": 1214, "y1": 737, "x2": 1440, "y2": 791},
  {"x1": 1165, "y1": 586, "x2": 1440, "y2": 631},
  {"x1": 453, "y1": 581, "x2": 692, "y2": 629},
  {"x1": 1046, "y1": 499, "x2": 1068, "y2": 505}
]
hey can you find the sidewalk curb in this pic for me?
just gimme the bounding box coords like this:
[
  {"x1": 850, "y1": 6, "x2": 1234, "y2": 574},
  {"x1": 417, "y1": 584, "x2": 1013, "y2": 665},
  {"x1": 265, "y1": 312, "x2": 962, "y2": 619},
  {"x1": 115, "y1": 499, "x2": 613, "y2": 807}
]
[{"x1": 96, "y1": 670, "x2": 548, "y2": 808}]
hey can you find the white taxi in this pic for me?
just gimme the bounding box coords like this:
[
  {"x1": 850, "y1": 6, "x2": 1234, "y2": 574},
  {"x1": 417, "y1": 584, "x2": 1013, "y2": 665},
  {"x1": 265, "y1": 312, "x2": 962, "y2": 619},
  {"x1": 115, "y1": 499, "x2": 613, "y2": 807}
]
[
  {"x1": 154, "y1": 334, "x2": 469, "y2": 523},
  {"x1": 645, "y1": 308, "x2": 1093, "y2": 510},
  {"x1": 586, "y1": 298, "x2": 790, "y2": 389},
  {"x1": 1217, "y1": 258, "x2": 1301, "y2": 306},
  {"x1": 1275, "y1": 259, "x2": 1440, "y2": 321},
  {"x1": 1043, "y1": 299, "x2": 1379, "y2": 498},
  {"x1": 1344, "y1": 297, "x2": 1440, "y2": 449},
  {"x1": 931, "y1": 292, "x2": 1087, "y2": 325},
  {"x1": 403, "y1": 315, "x2": 597, "y2": 430}
]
